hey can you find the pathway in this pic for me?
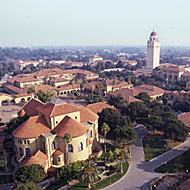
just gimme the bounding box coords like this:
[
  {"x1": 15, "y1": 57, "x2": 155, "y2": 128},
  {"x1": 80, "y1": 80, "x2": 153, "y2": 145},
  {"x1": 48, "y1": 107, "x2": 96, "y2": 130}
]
[{"x1": 103, "y1": 125, "x2": 190, "y2": 190}]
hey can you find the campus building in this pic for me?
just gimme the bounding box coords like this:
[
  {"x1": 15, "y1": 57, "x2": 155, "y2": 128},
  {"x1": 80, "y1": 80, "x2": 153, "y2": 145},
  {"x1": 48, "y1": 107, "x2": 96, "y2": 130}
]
[{"x1": 12, "y1": 98, "x2": 99, "y2": 172}]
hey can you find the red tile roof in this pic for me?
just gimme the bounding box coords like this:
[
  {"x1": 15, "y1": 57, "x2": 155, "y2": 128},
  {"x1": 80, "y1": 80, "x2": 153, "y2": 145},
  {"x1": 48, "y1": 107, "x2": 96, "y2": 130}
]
[
  {"x1": 36, "y1": 100, "x2": 81, "y2": 117},
  {"x1": 78, "y1": 106, "x2": 99, "y2": 123},
  {"x1": 20, "y1": 150, "x2": 47, "y2": 168},
  {"x1": 179, "y1": 177, "x2": 190, "y2": 190},
  {"x1": 162, "y1": 66, "x2": 186, "y2": 72},
  {"x1": 12, "y1": 115, "x2": 51, "y2": 138},
  {"x1": 53, "y1": 116, "x2": 89, "y2": 138},
  {"x1": 86, "y1": 102, "x2": 120, "y2": 114},
  {"x1": 53, "y1": 149, "x2": 64, "y2": 155},
  {"x1": 34, "y1": 85, "x2": 57, "y2": 94},
  {"x1": 177, "y1": 112, "x2": 190, "y2": 128},
  {"x1": 18, "y1": 109, "x2": 25, "y2": 117},
  {"x1": 17, "y1": 98, "x2": 44, "y2": 117}
]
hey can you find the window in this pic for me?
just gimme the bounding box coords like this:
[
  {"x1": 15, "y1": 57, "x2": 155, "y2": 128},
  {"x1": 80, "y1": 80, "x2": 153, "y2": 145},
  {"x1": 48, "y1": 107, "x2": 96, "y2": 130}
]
[
  {"x1": 24, "y1": 140, "x2": 26, "y2": 144},
  {"x1": 26, "y1": 148, "x2": 30, "y2": 157},
  {"x1": 75, "y1": 116, "x2": 77, "y2": 119},
  {"x1": 43, "y1": 142, "x2": 45, "y2": 151},
  {"x1": 86, "y1": 139, "x2": 88, "y2": 147},
  {"x1": 52, "y1": 142, "x2": 55, "y2": 150},
  {"x1": 89, "y1": 130, "x2": 92, "y2": 138},
  {"x1": 20, "y1": 140, "x2": 22, "y2": 144},
  {"x1": 68, "y1": 144, "x2": 73, "y2": 152},
  {"x1": 78, "y1": 142, "x2": 83, "y2": 151},
  {"x1": 27, "y1": 140, "x2": 30, "y2": 144},
  {"x1": 58, "y1": 157, "x2": 60, "y2": 162},
  {"x1": 19, "y1": 147, "x2": 23, "y2": 157}
]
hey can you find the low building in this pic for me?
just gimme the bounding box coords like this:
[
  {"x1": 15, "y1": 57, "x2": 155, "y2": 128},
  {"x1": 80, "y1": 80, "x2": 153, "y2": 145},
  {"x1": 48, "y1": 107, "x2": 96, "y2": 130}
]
[
  {"x1": 178, "y1": 112, "x2": 190, "y2": 129},
  {"x1": 13, "y1": 98, "x2": 99, "y2": 172},
  {"x1": 89, "y1": 56, "x2": 103, "y2": 64}
]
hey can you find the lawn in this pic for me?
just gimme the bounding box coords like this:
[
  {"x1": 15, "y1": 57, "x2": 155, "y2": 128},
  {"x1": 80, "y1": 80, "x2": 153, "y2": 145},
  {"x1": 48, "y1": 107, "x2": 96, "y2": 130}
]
[
  {"x1": 68, "y1": 162, "x2": 129, "y2": 190},
  {"x1": 143, "y1": 137, "x2": 171, "y2": 161},
  {"x1": 155, "y1": 148, "x2": 190, "y2": 173},
  {"x1": 0, "y1": 154, "x2": 14, "y2": 172}
]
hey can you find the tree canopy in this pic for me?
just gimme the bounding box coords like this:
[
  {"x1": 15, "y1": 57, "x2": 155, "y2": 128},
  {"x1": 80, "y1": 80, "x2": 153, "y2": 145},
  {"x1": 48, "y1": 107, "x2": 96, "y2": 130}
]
[
  {"x1": 6, "y1": 115, "x2": 29, "y2": 135},
  {"x1": 36, "y1": 90, "x2": 51, "y2": 103},
  {"x1": 15, "y1": 164, "x2": 45, "y2": 183},
  {"x1": 135, "y1": 92, "x2": 151, "y2": 103},
  {"x1": 164, "y1": 119, "x2": 188, "y2": 142}
]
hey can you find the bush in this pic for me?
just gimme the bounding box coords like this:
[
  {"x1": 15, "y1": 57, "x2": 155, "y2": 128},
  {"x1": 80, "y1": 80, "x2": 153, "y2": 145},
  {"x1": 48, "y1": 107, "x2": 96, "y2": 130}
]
[{"x1": 107, "y1": 169, "x2": 116, "y2": 176}]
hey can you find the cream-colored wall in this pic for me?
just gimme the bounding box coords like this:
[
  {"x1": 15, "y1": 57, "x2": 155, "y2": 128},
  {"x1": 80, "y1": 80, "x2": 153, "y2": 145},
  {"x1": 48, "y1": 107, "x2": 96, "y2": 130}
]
[
  {"x1": 50, "y1": 111, "x2": 81, "y2": 129},
  {"x1": 14, "y1": 137, "x2": 39, "y2": 162}
]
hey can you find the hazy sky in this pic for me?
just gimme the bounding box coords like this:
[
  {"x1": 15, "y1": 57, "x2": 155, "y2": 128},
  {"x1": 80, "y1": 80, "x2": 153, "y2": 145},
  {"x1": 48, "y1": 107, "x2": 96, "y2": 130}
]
[{"x1": 1, "y1": 0, "x2": 190, "y2": 47}]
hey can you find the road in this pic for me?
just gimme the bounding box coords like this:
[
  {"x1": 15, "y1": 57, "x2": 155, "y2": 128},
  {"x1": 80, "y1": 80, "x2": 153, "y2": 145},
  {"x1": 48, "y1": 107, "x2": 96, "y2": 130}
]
[{"x1": 103, "y1": 125, "x2": 190, "y2": 190}]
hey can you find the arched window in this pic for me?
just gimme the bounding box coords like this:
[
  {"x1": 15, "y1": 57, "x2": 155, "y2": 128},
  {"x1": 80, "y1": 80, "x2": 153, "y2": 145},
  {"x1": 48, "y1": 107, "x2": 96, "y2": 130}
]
[
  {"x1": 78, "y1": 142, "x2": 83, "y2": 151},
  {"x1": 26, "y1": 148, "x2": 30, "y2": 157},
  {"x1": 68, "y1": 144, "x2": 73, "y2": 152},
  {"x1": 174, "y1": 75, "x2": 178, "y2": 80},
  {"x1": 27, "y1": 140, "x2": 30, "y2": 144},
  {"x1": 20, "y1": 140, "x2": 22, "y2": 144},
  {"x1": 169, "y1": 75, "x2": 172, "y2": 80},
  {"x1": 24, "y1": 140, "x2": 26, "y2": 144},
  {"x1": 164, "y1": 74, "x2": 167, "y2": 79},
  {"x1": 52, "y1": 142, "x2": 55, "y2": 150},
  {"x1": 89, "y1": 130, "x2": 92, "y2": 138},
  {"x1": 58, "y1": 157, "x2": 60, "y2": 162},
  {"x1": 19, "y1": 147, "x2": 23, "y2": 156}
]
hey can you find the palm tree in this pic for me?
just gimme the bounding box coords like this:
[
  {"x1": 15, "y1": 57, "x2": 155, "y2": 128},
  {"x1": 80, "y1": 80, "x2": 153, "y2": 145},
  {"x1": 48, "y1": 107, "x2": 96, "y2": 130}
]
[
  {"x1": 63, "y1": 132, "x2": 72, "y2": 165},
  {"x1": 119, "y1": 77, "x2": 124, "y2": 82},
  {"x1": 79, "y1": 161, "x2": 100, "y2": 189},
  {"x1": 100, "y1": 123, "x2": 110, "y2": 155},
  {"x1": 90, "y1": 84, "x2": 95, "y2": 94},
  {"x1": 128, "y1": 76, "x2": 131, "y2": 84},
  {"x1": 115, "y1": 149, "x2": 130, "y2": 173},
  {"x1": 70, "y1": 79, "x2": 76, "y2": 92},
  {"x1": 96, "y1": 82, "x2": 103, "y2": 94},
  {"x1": 80, "y1": 83, "x2": 85, "y2": 95}
]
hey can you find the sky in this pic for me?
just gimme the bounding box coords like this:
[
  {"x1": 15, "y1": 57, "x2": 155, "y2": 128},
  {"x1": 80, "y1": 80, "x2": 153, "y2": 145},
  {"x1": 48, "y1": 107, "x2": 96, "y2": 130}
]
[{"x1": 1, "y1": 0, "x2": 190, "y2": 47}]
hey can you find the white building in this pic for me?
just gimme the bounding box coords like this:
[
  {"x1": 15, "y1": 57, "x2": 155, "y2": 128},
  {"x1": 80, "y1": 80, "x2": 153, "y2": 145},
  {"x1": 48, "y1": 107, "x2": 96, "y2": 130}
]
[
  {"x1": 146, "y1": 29, "x2": 160, "y2": 71},
  {"x1": 89, "y1": 56, "x2": 103, "y2": 64}
]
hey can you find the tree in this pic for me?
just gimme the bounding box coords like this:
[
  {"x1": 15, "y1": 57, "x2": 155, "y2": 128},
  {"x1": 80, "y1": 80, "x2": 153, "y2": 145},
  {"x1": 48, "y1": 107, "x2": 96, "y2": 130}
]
[
  {"x1": 36, "y1": 90, "x2": 51, "y2": 103},
  {"x1": 146, "y1": 116, "x2": 163, "y2": 131},
  {"x1": 100, "y1": 123, "x2": 110, "y2": 154},
  {"x1": 55, "y1": 161, "x2": 85, "y2": 183},
  {"x1": 119, "y1": 77, "x2": 124, "y2": 82},
  {"x1": 115, "y1": 149, "x2": 130, "y2": 173},
  {"x1": 70, "y1": 79, "x2": 76, "y2": 90},
  {"x1": 128, "y1": 101, "x2": 148, "y2": 121},
  {"x1": 27, "y1": 86, "x2": 35, "y2": 95},
  {"x1": 90, "y1": 84, "x2": 95, "y2": 93},
  {"x1": 161, "y1": 112, "x2": 177, "y2": 122},
  {"x1": 80, "y1": 83, "x2": 85, "y2": 94},
  {"x1": 114, "y1": 125, "x2": 137, "y2": 148},
  {"x1": 15, "y1": 164, "x2": 45, "y2": 183},
  {"x1": 149, "y1": 100, "x2": 164, "y2": 116},
  {"x1": 63, "y1": 132, "x2": 72, "y2": 165},
  {"x1": 46, "y1": 88, "x2": 57, "y2": 99},
  {"x1": 16, "y1": 181, "x2": 42, "y2": 190},
  {"x1": 98, "y1": 108, "x2": 128, "y2": 135},
  {"x1": 96, "y1": 82, "x2": 103, "y2": 94},
  {"x1": 79, "y1": 161, "x2": 100, "y2": 189},
  {"x1": 164, "y1": 119, "x2": 189, "y2": 142},
  {"x1": 135, "y1": 92, "x2": 150, "y2": 103},
  {"x1": 6, "y1": 115, "x2": 29, "y2": 135}
]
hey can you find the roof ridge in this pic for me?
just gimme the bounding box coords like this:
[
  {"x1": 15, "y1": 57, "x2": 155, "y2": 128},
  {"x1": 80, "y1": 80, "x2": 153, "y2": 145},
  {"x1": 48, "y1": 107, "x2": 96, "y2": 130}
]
[{"x1": 49, "y1": 103, "x2": 56, "y2": 117}]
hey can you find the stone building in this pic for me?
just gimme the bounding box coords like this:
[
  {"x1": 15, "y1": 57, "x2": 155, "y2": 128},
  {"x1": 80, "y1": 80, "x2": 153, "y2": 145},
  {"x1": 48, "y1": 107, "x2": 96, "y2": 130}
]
[{"x1": 12, "y1": 98, "x2": 99, "y2": 173}]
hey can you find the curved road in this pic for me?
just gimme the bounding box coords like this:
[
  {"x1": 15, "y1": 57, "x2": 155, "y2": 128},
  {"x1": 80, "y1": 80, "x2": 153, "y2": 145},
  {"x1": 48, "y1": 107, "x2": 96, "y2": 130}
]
[{"x1": 104, "y1": 125, "x2": 190, "y2": 190}]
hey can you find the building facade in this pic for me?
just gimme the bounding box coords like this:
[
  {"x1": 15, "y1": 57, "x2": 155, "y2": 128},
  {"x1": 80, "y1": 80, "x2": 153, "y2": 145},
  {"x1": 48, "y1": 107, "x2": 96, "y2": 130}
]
[
  {"x1": 13, "y1": 98, "x2": 99, "y2": 172},
  {"x1": 146, "y1": 29, "x2": 160, "y2": 71}
]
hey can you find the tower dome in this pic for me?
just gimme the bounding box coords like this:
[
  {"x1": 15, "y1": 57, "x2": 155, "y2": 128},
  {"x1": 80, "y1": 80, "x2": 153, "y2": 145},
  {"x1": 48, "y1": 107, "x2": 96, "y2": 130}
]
[{"x1": 150, "y1": 28, "x2": 157, "y2": 36}]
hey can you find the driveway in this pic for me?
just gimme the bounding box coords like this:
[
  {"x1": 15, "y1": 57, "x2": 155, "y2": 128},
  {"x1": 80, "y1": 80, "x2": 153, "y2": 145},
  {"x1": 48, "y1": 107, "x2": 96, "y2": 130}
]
[{"x1": 103, "y1": 125, "x2": 190, "y2": 190}]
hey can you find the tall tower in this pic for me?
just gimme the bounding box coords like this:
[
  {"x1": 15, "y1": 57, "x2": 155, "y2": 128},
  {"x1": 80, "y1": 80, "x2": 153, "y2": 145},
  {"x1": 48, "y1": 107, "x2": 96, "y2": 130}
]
[{"x1": 146, "y1": 29, "x2": 160, "y2": 71}]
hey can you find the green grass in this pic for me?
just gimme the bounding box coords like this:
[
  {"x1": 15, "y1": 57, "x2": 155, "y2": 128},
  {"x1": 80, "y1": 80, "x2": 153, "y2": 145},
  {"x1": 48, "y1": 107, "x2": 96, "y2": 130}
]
[
  {"x1": 142, "y1": 137, "x2": 171, "y2": 161},
  {"x1": 0, "y1": 175, "x2": 14, "y2": 184},
  {"x1": 0, "y1": 154, "x2": 14, "y2": 172},
  {"x1": 155, "y1": 148, "x2": 190, "y2": 173},
  {"x1": 68, "y1": 162, "x2": 129, "y2": 190}
]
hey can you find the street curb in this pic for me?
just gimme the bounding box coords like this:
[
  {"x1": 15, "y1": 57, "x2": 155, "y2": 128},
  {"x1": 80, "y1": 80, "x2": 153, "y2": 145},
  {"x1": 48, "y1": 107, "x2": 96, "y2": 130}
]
[{"x1": 149, "y1": 139, "x2": 187, "y2": 163}]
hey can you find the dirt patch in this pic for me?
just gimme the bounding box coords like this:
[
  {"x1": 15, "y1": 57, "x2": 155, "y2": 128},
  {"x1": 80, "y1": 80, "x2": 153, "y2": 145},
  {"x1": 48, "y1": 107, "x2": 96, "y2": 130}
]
[
  {"x1": 145, "y1": 131, "x2": 183, "y2": 148},
  {"x1": 145, "y1": 131, "x2": 164, "y2": 138},
  {"x1": 166, "y1": 139, "x2": 182, "y2": 149}
]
